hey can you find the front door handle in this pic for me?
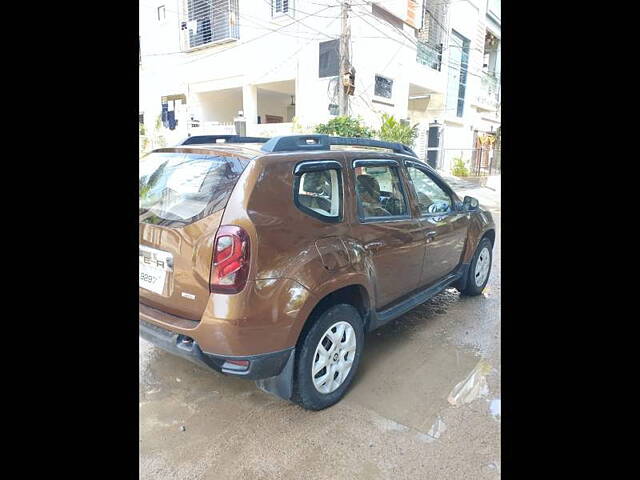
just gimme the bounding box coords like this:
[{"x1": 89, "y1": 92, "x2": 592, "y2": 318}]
[
  {"x1": 425, "y1": 231, "x2": 437, "y2": 243},
  {"x1": 364, "y1": 241, "x2": 384, "y2": 251}
]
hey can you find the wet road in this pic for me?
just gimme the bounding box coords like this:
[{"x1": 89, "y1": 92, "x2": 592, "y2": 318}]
[{"x1": 140, "y1": 184, "x2": 501, "y2": 479}]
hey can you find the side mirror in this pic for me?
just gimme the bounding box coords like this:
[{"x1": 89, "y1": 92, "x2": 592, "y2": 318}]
[{"x1": 463, "y1": 196, "x2": 479, "y2": 211}]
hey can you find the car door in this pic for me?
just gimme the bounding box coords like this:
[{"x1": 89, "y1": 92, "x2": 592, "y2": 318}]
[
  {"x1": 404, "y1": 160, "x2": 469, "y2": 287},
  {"x1": 348, "y1": 158, "x2": 426, "y2": 310}
]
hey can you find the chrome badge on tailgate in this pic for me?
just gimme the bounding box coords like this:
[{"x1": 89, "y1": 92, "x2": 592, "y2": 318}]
[{"x1": 139, "y1": 245, "x2": 173, "y2": 295}]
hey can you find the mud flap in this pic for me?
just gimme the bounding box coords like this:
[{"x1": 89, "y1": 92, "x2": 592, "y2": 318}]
[
  {"x1": 451, "y1": 263, "x2": 470, "y2": 291},
  {"x1": 255, "y1": 349, "x2": 296, "y2": 401}
]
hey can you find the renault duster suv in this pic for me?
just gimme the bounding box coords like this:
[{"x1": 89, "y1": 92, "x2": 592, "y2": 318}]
[{"x1": 139, "y1": 134, "x2": 495, "y2": 410}]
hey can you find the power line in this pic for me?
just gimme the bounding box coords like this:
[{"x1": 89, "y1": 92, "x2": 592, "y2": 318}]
[
  {"x1": 181, "y1": 4, "x2": 338, "y2": 64},
  {"x1": 141, "y1": 1, "x2": 499, "y2": 110},
  {"x1": 354, "y1": 9, "x2": 498, "y2": 81},
  {"x1": 356, "y1": 2, "x2": 491, "y2": 59},
  {"x1": 141, "y1": 2, "x2": 341, "y2": 57},
  {"x1": 252, "y1": 15, "x2": 342, "y2": 85}
]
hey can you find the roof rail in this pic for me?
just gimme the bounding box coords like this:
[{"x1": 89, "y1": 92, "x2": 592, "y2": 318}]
[
  {"x1": 260, "y1": 134, "x2": 417, "y2": 157},
  {"x1": 177, "y1": 135, "x2": 270, "y2": 145}
]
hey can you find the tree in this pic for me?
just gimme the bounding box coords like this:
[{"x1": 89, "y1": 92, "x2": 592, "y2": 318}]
[
  {"x1": 314, "y1": 116, "x2": 375, "y2": 138},
  {"x1": 378, "y1": 114, "x2": 418, "y2": 147}
]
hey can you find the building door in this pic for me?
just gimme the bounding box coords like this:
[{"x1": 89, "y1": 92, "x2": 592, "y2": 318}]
[{"x1": 426, "y1": 124, "x2": 441, "y2": 169}]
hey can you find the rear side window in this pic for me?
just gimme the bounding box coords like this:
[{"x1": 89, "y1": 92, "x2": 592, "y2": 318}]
[
  {"x1": 294, "y1": 165, "x2": 342, "y2": 222},
  {"x1": 139, "y1": 152, "x2": 246, "y2": 227}
]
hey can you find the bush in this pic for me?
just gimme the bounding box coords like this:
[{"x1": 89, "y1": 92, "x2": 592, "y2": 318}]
[
  {"x1": 451, "y1": 157, "x2": 470, "y2": 177},
  {"x1": 378, "y1": 113, "x2": 418, "y2": 147},
  {"x1": 314, "y1": 116, "x2": 374, "y2": 138}
]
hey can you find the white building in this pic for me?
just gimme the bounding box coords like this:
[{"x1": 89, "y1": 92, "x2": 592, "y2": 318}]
[{"x1": 139, "y1": 0, "x2": 500, "y2": 174}]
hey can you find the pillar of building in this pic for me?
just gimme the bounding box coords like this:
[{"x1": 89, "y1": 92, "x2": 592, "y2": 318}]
[{"x1": 242, "y1": 84, "x2": 258, "y2": 126}]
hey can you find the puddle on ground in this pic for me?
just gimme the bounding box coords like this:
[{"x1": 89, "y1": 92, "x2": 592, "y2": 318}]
[
  {"x1": 416, "y1": 416, "x2": 448, "y2": 443},
  {"x1": 489, "y1": 398, "x2": 501, "y2": 419},
  {"x1": 346, "y1": 322, "x2": 479, "y2": 433},
  {"x1": 427, "y1": 416, "x2": 447, "y2": 439},
  {"x1": 447, "y1": 359, "x2": 492, "y2": 406},
  {"x1": 372, "y1": 416, "x2": 410, "y2": 433}
]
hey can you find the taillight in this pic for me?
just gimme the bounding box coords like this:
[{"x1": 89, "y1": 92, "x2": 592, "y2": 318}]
[{"x1": 210, "y1": 225, "x2": 250, "y2": 294}]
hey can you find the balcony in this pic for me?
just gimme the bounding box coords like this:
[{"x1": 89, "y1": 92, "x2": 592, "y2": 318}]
[
  {"x1": 473, "y1": 72, "x2": 500, "y2": 112},
  {"x1": 180, "y1": 0, "x2": 239, "y2": 52}
]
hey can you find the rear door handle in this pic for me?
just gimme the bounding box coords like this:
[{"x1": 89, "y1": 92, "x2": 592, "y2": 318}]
[
  {"x1": 364, "y1": 241, "x2": 384, "y2": 251},
  {"x1": 425, "y1": 231, "x2": 437, "y2": 243}
]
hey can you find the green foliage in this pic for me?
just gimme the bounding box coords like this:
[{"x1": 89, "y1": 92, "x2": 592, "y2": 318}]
[
  {"x1": 451, "y1": 157, "x2": 470, "y2": 177},
  {"x1": 154, "y1": 114, "x2": 167, "y2": 148},
  {"x1": 378, "y1": 114, "x2": 419, "y2": 147},
  {"x1": 139, "y1": 122, "x2": 146, "y2": 136},
  {"x1": 292, "y1": 116, "x2": 313, "y2": 134},
  {"x1": 314, "y1": 116, "x2": 375, "y2": 138}
]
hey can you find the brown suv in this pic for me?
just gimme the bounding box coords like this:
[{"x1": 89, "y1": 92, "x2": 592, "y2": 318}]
[{"x1": 139, "y1": 134, "x2": 494, "y2": 410}]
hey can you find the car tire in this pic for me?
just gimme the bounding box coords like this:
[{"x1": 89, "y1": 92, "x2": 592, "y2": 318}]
[
  {"x1": 292, "y1": 304, "x2": 365, "y2": 410},
  {"x1": 460, "y1": 237, "x2": 493, "y2": 296}
]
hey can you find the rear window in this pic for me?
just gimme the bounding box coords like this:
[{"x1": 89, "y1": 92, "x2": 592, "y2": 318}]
[{"x1": 139, "y1": 152, "x2": 247, "y2": 227}]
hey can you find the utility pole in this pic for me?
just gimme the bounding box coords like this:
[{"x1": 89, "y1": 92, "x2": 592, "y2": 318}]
[{"x1": 339, "y1": 1, "x2": 351, "y2": 116}]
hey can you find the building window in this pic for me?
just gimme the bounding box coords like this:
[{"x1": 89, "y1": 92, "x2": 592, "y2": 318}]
[
  {"x1": 374, "y1": 75, "x2": 393, "y2": 99},
  {"x1": 183, "y1": 0, "x2": 239, "y2": 49},
  {"x1": 157, "y1": 5, "x2": 166, "y2": 22},
  {"x1": 446, "y1": 30, "x2": 470, "y2": 117},
  {"x1": 319, "y1": 39, "x2": 339, "y2": 78},
  {"x1": 272, "y1": 0, "x2": 292, "y2": 16}
]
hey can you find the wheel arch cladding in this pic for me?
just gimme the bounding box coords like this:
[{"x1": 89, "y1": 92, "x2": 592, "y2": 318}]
[
  {"x1": 482, "y1": 228, "x2": 496, "y2": 247},
  {"x1": 295, "y1": 284, "x2": 370, "y2": 347}
]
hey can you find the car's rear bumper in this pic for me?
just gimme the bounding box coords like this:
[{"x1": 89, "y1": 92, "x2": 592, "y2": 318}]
[{"x1": 139, "y1": 319, "x2": 293, "y2": 380}]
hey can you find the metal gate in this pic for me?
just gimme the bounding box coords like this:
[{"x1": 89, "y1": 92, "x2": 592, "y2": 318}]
[{"x1": 470, "y1": 132, "x2": 501, "y2": 176}]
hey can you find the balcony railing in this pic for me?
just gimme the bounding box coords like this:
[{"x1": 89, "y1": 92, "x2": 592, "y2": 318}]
[
  {"x1": 416, "y1": 41, "x2": 442, "y2": 71},
  {"x1": 181, "y1": 0, "x2": 239, "y2": 51}
]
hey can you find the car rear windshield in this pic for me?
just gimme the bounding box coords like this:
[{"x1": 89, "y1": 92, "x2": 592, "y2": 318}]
[{"x1": 139, "y1": 152, "x2": 248, "y2": 227}]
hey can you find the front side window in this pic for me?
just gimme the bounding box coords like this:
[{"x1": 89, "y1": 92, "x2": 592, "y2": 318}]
[
  {"x1": 354, "y1": 165, "x2": 407, "y2": 220},
  {"x1": 295, "y1": 168, "x2": 341, "y2": 220},
  {"x1": 406, "y1": 166, "x2": 452, "y2": 215}
]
